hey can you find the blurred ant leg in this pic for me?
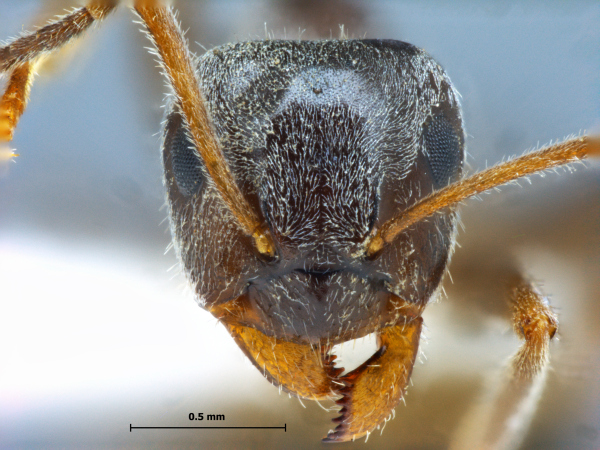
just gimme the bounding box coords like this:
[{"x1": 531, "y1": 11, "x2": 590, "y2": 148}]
[
  {"x1": 509, "y1": 280, "x2": 558, "y2": 379},
  {"x1": 450, "y1": 280, "x2": 558, "y2": 450},
  {"x1": 0, "y1": 1, "x2": 117, "y2": 148},
  {"x1": 324, "y1": 317, "x2": 422, "y2": 443},
  {"x1": 0, "y1": 61, "x2": 35, "y2": 142},
  {"x1": 0, "y1": 2, "x2": 116, "y2": 74},
  {"x1": 368, "y1": 135, "x2": 600, "y2": 257},
  {"x1": 135, "y1": 2, "x2": 277, "y2": 258}
]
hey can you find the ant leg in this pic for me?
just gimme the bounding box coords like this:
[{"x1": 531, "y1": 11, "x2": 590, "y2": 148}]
[
  {"x1": 324, "y1": 316, "x2": 423, "y2": 443},
  {"x1": 0, "y1": 61, "x2": 34, "y2": 142},
  {"x1": 0, "y1": 2, "x2": 116, "y2": 74},
  {"x1": 450, "y1": 279, "x2": 558, "y2": 450},
  {"x1": 0, "y1": 2, "x2": 116, "y2": 144},
  {"x1": 509, "y1": 280, "x2": 558, "y2": 379}
]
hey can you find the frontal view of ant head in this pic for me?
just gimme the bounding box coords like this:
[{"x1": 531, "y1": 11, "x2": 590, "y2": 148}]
[
  {"x1": 1, "y1": 2, "x2": 598, "y2": 448},
  {"x1": 163, "y1": 39, "x2": 464, "y2": 345}
]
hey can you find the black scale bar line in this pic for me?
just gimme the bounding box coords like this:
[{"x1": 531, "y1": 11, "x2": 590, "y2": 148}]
[{"x1": 130, "y1": 424, "x2": 286, "y2": 432}]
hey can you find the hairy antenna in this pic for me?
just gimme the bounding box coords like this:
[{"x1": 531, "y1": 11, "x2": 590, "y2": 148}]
[
  {"x1": 134, "y1": 2, "x2": 276, "y2": 258},
  {"x1": 366, "y1": 135, "x2": 600, "y2": 257}
]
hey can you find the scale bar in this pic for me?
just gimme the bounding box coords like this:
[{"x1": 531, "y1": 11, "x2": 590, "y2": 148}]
[{"x1": 130, "y1": 424, "x2": 286, "y2": 432}]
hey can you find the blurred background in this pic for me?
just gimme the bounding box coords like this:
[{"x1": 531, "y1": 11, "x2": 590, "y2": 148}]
[{"x1": 0, "y1": 1, "x2": 598, "y2": 449}]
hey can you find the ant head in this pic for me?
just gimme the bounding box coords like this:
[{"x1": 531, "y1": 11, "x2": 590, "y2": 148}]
[{"x1": 162, "y1": 40, "x2": 464, "y2": 344}]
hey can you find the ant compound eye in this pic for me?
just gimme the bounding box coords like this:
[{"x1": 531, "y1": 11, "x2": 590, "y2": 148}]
[
  {"x1": 166, "y1": 115, "x2": 204, "y2": 198},
  {"x1": 422, "y1": 106, "x2": 464, "y2": 188},
  {"x1": 171, "y1": 123, "x2": 204, "y2": 197}
]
